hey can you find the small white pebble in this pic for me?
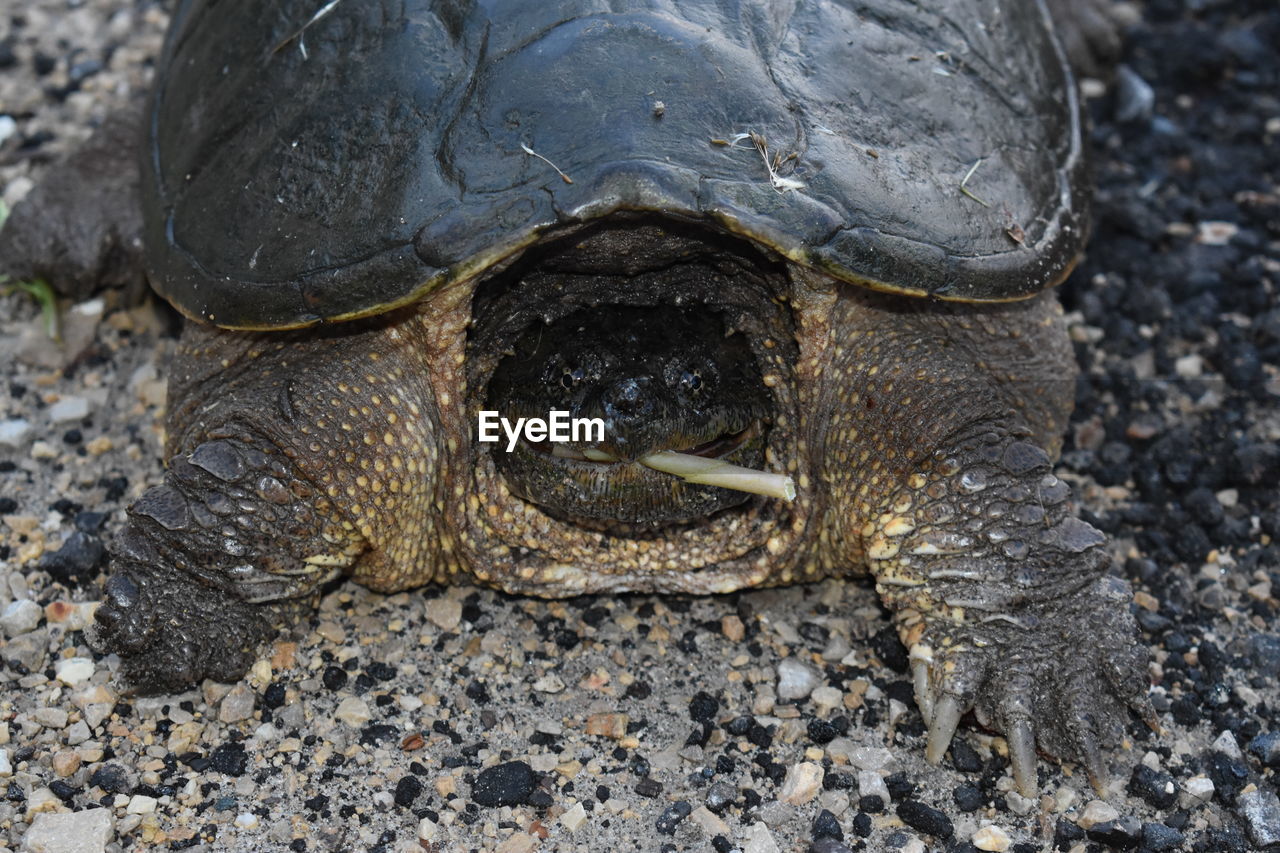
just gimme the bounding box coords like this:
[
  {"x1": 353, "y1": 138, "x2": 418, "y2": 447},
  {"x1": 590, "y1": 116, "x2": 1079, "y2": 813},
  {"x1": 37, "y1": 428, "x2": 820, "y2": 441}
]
[
  {"x1": 1181, "y1": 775, "x2": 1214, "y2": 808},
  {"x1": 1, "y1": 599, "x2": 42, "y2": 637},
  {"x1": 0, "y1": 418, "x2": 31, "y2": 448},
  {"x1": 743, "y1": 822, "x2": 782, "y2": 853},
  {"x1": 1196, "y1": 221, "x2": 1238, "y2": 246},
  {"x1": 33, "y1": 708, "x2": 69, "y2": 730},
  {"x1": 55, "y1": 657, "x2": 96, "y2": 686},
  {"x1": 30, "y1": 440, "x2": 58, "y2": 460},
  {"x1": 848, "y1": 747, "x2": 893, "y2": 772},
  {"x1": 127, "y1": 794, "x2": 158, "y2": 814},
  {"x1": 1077, "y1": 800, "x2": 1119, "y2": 829},
  {"x1": 234, "y1": 812, "x2": 259, "y2": 829},
  {"x1": 1174, "y1": 354, "x2": 1203, "y2": 378},
  {"x1": 418, "y1": 816, "x2": 439, "y2": 842},
  {"x1": 972, "y1": 824, "x2": 1012, "y2": 851},
  {"x1": 334, "y1": 696, "x2": 372, "y2": 727},
  {"x1": 1005, "y1": 791, "x2": 1037, "y2": 816},
  {"x1": 777, "y1": 762, "x2": 824, "y2": 805},
  {"x1": 48, "y1": 396, "x2": 91, "y2": 424},
  {"x1": 0, "y1": 749, "x2": 11, "y2": 777},
  {"x1": 810, "y1": 686, "x2": 843, "y2": 714},
  {"x1": 560, "y1": 801, "x2": 587, "y2": 832},
  {"x1": 1213, "y1": 730, "x2": 1243, "y2": 759},
  {"x1": 424, "y1": 597, "x2": 462, "y2": 631},
  {"x1": 533, "y1": 673, "x2": 566, "y2": 693},
  {"x1": 689, "y1": 805, "x2": 730, "y2": 836},
  {"x1": 776, "y1": 657, "x2": 820, "y2": 702}
]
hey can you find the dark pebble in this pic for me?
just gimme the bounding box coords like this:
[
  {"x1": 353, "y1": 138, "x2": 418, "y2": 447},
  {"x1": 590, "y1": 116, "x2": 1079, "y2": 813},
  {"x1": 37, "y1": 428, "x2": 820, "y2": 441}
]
[
  {"x1": 366, "y1": 661, "x2": 396, "y2": 681},
  {"x1": 1247, "y1": 634, "x2": 1280, "y2": 676},
  {"x1": 634, "y1": 777, "x2": 663, "y2": 799},
  {"x1": 850, "y1": 812, "x2": 872, "y2": 838},
  {"x1": 871, "y1": 626, "x2": 909, "y2": 672},
  {"x1": 1128, "y1": 765, "x2": 1177, "y2": 810},
  {"x1": 1184, "y1": 487, "x2": 1224, "y2": 526},
  {"x1": 858, "y1": 794, "x2": 884, "y2": 813},
  {"x1": 724, "y1": 715, "x2": 753, "y2": 736},
  {"x1": 883, "y1": 772, "x2": 914, "y2": 801},
  {"x1": 262, "y1": 682, "x2": 286, "y2": 709},
  {"x1": 896, "y1": 800, "x2": 953, "y2": 839},
  {"x1": 48, "y1": 780, "x2": 78, "y2": 802},
  {"x1": 952, "y1": 783, "x2": 984, "y2": 812},
  {"x1": 393, "y1": 775, "x2": 423, "y2": 807},
  {"x1": 359, "y1": 724, "x2": 398, "y2": 746},
  {"x1": 208, "y1": 743, "x2": 248, "y2": 776},
  {"x1": 1247, "y1": 732, "x2": 1280, "y2": 768},
  {"x1": 949, "y1": 739, "x2": 983, "y2": 773},
  {"x1": 705, "y1": 781, "x2": 736, "y2": 813},
  {"x1": 39, "y1": 531, "x2": 105, "y2": 584},
  {"x1": 1054, "y1": 818, "x2": 1085, "y2": 849},
  {"x1": 822, "y1": 771, "x2": 855, "y2": 791},
  {"x1": 471, "y1": 761, "x2": 538, "y2": 807},
  {"x1": 321, "y1": 666, "x2": 347, "y2": 691},
  {"x1": 1141, "y1": 822, "x2": 1186, "y2": 852},
  {"x1": 89, "y1": 763, "x2": 132, "y2": 794},
  {"x1": 1204, "y1": 750, "x2": 1249, "y2": 804},
  {"x1": 32, "y1": 51, "x2": 55, "y2": 75},
  {"x1": 1085, "y1": 816, "x2": 1142, "y2": 849},
  {"x1": 73, "y1": 511, "x2": 107, "y2": 532},
  {"x1": 655, "y1": 800, "x2": 691, "y2": 834},
  {"x1": 807, "y1": 718, "x2": 837, "y2": 745},
  {"x1": 799, "y1": 622, "x2": 830, "y2": 646},
  {"x1": 711, "y1": 837, "x2": 732, "y2": 853},
  {"x1": 812, "y1": 808, "x2": 842, "y2": 840},
  {"x1": 689, "y1": 691, "x2": 718, "y2": 723}
]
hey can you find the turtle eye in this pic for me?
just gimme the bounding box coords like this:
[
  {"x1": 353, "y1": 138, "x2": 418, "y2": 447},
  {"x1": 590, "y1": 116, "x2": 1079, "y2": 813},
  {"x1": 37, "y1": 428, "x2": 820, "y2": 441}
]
[
  {"x1": 559, "y1": 366, "x2": 587, "y2": 391},
  {"x1": 680, "y1": 368, "x2": 703, "y2": 395}
]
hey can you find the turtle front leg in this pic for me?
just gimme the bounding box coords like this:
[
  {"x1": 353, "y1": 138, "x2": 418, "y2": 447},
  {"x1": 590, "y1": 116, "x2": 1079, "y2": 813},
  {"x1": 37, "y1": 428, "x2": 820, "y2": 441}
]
[
  {"x1": 90, "y1": 431, "x2": 364, "y2": 692},
  {"x1": 90, "y1": 311, "x2": 453, "y2": 692},
  {"x1": 812, "y1": 287, "x2": 1153, "y2": 796},
  {"x1": 866, "y1": 426, "x2": 1153, "y2": 796}
]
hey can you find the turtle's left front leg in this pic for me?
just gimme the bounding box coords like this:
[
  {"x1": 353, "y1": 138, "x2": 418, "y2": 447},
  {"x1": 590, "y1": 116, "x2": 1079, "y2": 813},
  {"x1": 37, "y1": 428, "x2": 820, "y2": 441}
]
[
  {"x1": 866, "y1": 426, "x2": 1153, "y2": 796},
  {"x1": 814, "y1": 289, "x2": 1153, "y2": 796}
]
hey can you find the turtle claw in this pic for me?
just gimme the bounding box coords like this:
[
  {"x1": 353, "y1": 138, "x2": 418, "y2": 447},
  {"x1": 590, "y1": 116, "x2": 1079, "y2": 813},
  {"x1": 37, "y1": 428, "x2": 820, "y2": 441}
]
[
  {"x1": 1007, "y1": 719, "x2": 1038, "y2": 798},
  {"x1": 905, "y1": 577, "x2": 1151, "y2": 796},
  {"x1": 1077, "y1": 729, "x2": 1110, "y2": 796},
  {"x1": 926, "y1": 695, "x2": 964, "y2": 764}
]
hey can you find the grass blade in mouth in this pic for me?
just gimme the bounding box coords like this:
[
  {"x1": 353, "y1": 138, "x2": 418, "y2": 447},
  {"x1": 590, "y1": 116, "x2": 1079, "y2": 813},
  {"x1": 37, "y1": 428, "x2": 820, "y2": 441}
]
[{"x1": 582, "y1": 448, "x2": 796, "y2": 501}]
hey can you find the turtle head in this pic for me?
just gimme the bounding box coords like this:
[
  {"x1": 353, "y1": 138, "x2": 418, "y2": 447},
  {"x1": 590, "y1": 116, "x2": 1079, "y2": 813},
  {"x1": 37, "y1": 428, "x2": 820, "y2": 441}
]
[{"x1": 485, "y1": 304, "x2": 771, "y2": 525}]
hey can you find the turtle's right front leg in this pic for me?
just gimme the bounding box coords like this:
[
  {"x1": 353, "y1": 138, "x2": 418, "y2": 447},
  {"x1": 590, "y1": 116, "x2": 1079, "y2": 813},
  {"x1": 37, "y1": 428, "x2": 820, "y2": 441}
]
[
  {"x1": 91, "y1": 430, "x2": 366, "y2": 691},
  {"x1": 91, "y1": 312, "x2": 452, "y2": 692}
]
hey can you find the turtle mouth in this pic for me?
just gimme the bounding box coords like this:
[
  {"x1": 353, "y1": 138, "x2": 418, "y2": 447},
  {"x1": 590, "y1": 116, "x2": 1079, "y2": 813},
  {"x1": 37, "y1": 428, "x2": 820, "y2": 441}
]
[{"x1": 530, "y1": 420, "x2": 760, "y2": 463}]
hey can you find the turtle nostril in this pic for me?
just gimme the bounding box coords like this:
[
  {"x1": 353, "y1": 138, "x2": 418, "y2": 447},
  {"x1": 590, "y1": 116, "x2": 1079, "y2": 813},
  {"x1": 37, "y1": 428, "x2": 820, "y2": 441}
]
[{"x1": 603, "y1": 378, "x2": 654, "y2": 421}]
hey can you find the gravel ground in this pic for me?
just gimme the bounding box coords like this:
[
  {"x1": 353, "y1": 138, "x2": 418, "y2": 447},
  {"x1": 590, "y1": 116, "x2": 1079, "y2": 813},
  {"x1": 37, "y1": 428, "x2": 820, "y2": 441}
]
[{"x1": 1, "y1": 1, "x2": 1278, "y2": 852}]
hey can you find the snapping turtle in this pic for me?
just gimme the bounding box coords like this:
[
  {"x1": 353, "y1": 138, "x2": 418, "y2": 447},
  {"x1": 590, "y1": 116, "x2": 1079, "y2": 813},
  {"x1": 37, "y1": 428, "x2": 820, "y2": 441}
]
[{"x1": 2, "y1": 0, "x2": 1149, "y2": 796}]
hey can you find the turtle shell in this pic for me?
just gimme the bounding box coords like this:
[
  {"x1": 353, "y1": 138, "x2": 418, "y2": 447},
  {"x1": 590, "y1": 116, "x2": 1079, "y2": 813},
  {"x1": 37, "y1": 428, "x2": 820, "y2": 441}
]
[{"x1": 143, "y1": 0, "x2": 1088, "y2": 330}]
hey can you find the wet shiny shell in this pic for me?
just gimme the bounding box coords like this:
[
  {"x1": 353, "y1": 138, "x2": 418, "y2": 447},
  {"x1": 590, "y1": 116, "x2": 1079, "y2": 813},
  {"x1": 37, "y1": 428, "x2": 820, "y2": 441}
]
[{"x1": 144, "y1": 0, "x2": 1088, "y2": 329}]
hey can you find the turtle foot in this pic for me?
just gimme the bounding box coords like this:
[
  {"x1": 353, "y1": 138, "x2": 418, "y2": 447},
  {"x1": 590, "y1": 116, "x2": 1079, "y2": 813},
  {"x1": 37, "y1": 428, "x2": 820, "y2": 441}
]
[{"x1": 910, "y1": 575, "x2": 1155, "y2": 797}]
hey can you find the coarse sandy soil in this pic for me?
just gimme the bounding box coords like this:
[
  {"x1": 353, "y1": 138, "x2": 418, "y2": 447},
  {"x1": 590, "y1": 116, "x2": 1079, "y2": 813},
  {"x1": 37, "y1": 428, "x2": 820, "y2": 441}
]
[{"x1": 0, "y1": 1, "x2": 1277, "y2": 852}]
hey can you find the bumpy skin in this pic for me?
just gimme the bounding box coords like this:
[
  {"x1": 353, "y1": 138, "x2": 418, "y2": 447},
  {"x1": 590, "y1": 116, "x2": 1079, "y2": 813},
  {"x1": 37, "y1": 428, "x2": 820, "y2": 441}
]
[{"x1": 87, "y1": 260, "x2": 1151, "y2": 794}]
